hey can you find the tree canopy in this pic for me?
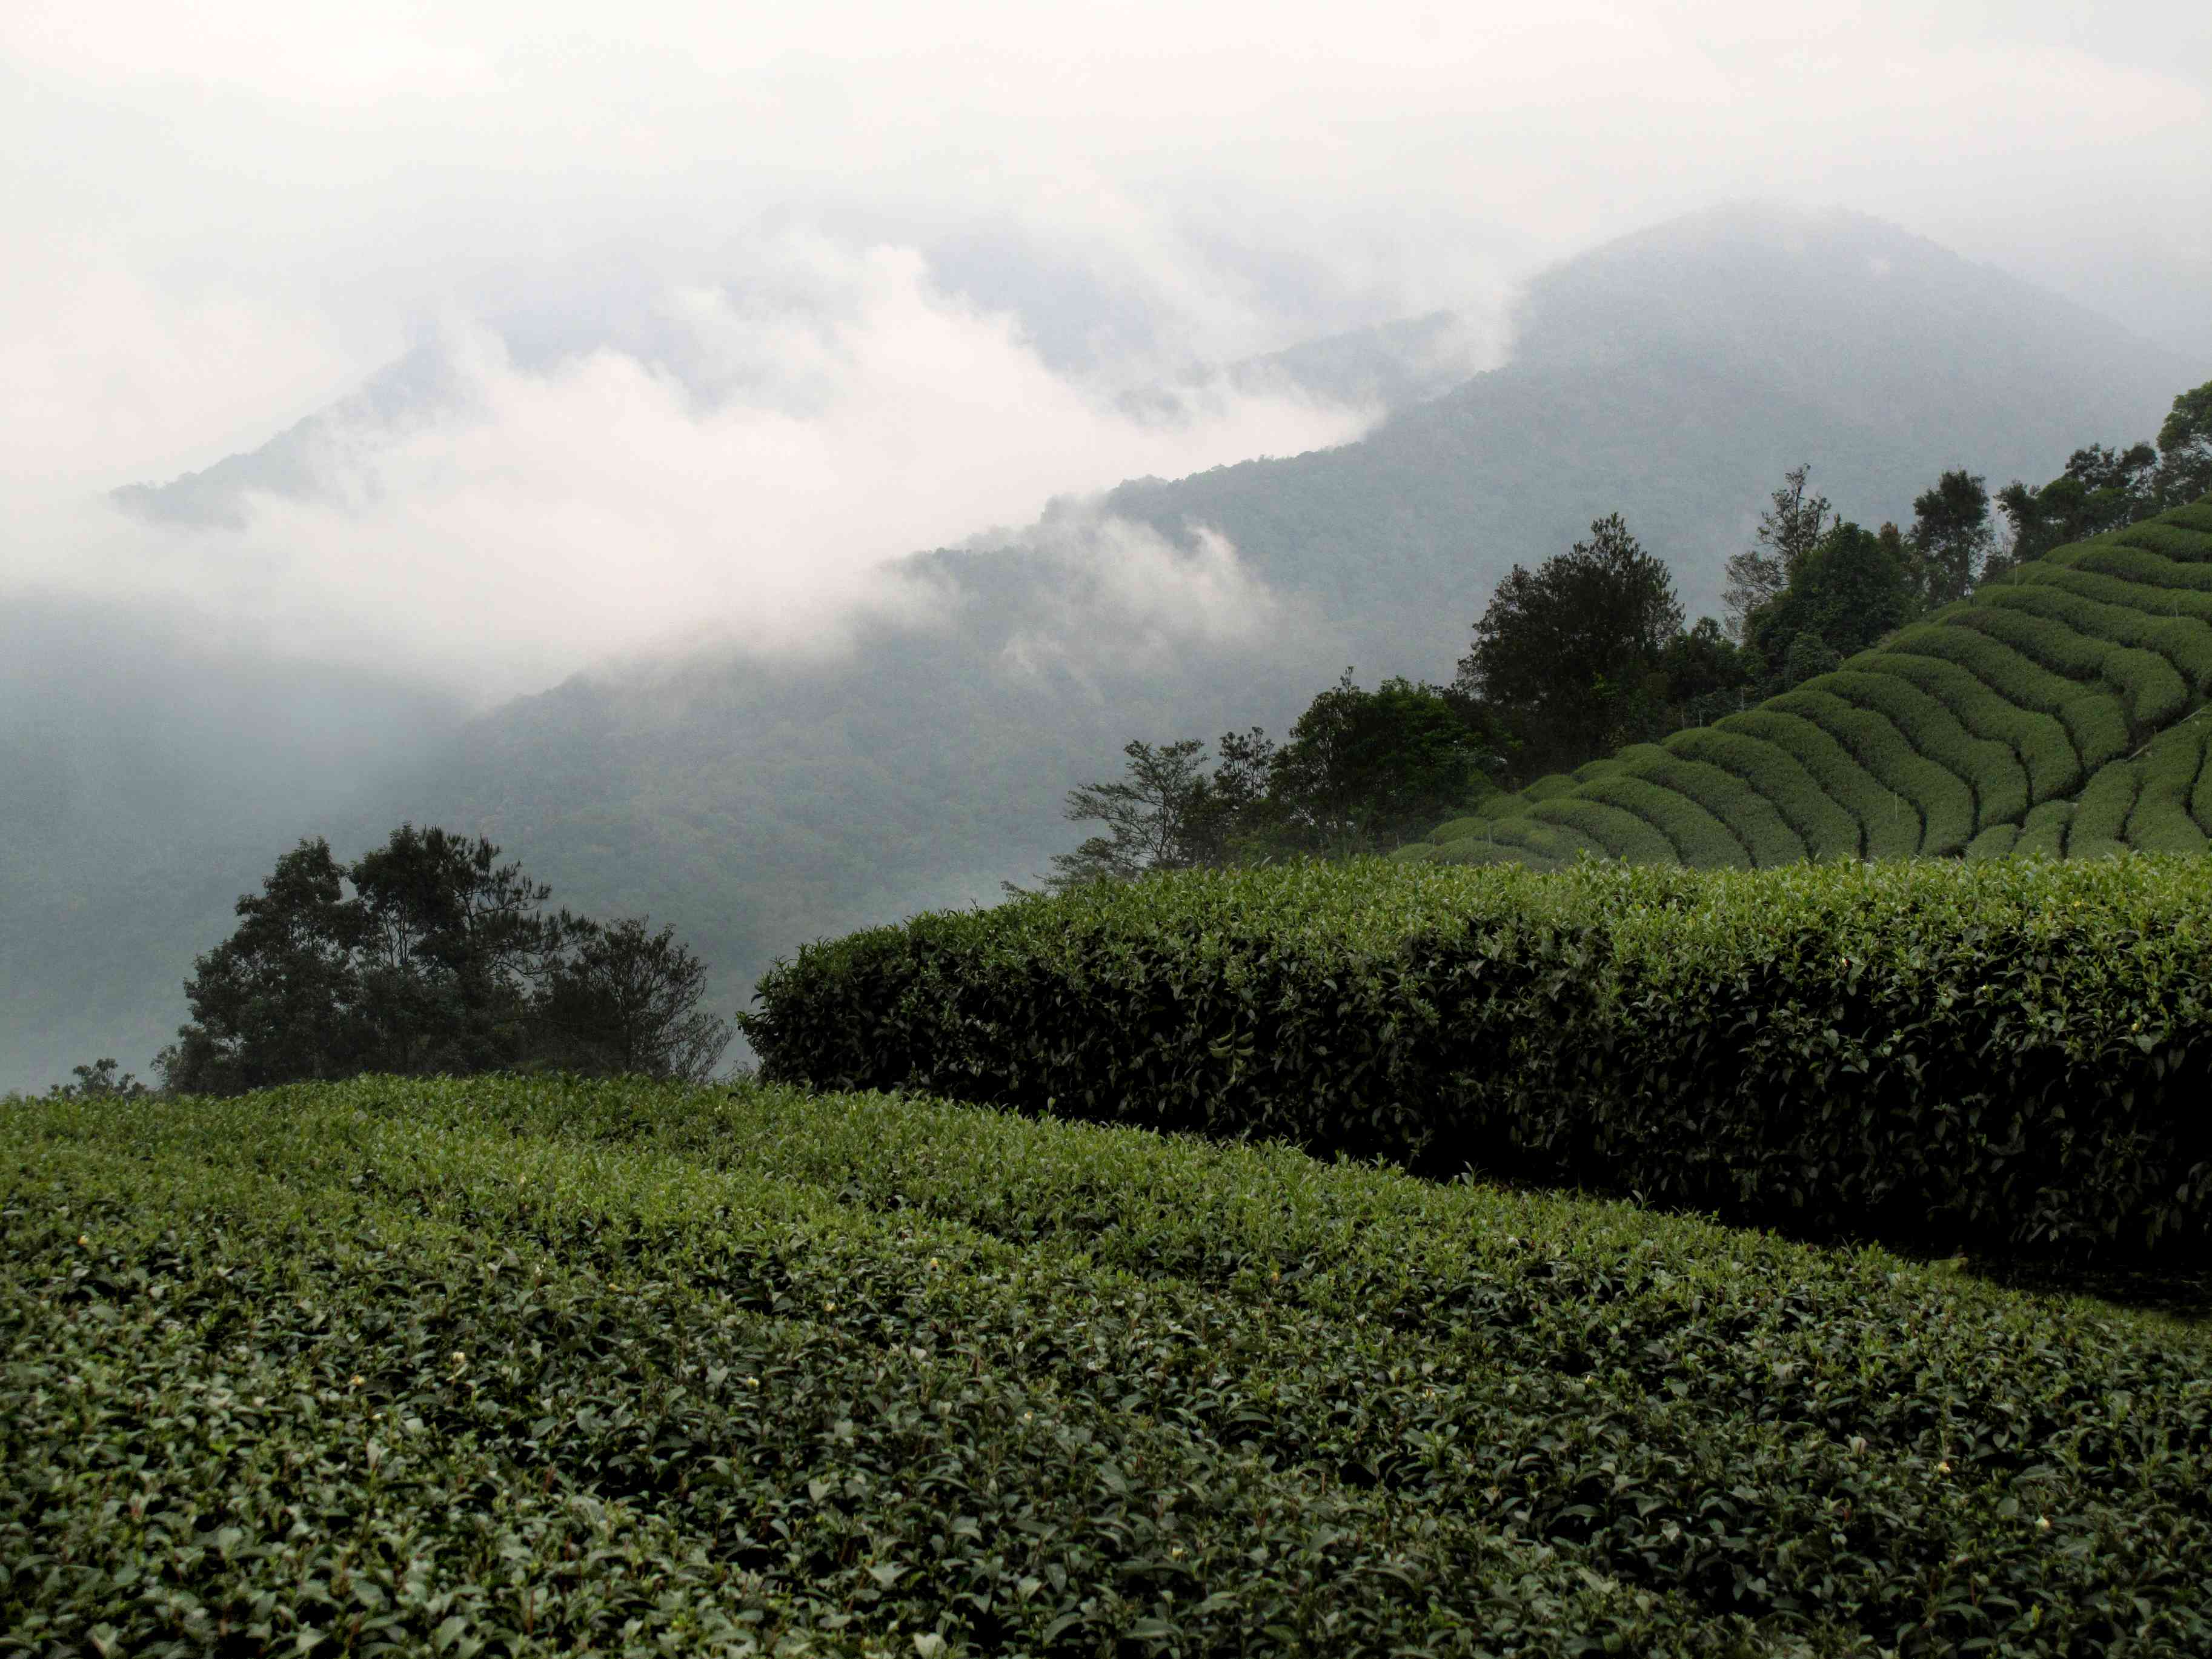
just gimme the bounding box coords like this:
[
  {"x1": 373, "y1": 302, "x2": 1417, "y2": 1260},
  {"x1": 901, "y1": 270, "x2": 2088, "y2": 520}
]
[
  {"x1": 160, "y1": 826, "x2": 729, "y2": 1094},
  {"x1": 1456, "y1": 514, "x2": 1689, "y2": 776}
]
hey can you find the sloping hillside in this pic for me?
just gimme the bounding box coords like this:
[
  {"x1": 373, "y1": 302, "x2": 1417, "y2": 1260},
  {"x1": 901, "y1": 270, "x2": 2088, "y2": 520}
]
[{"x1": 1411, "y1": 498, "x2": 2212, "y2": 868}]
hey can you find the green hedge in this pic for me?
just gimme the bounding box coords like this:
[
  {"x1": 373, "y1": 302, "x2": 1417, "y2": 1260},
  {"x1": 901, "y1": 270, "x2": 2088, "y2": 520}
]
[
  {"x1": 1984, "y1": 582, "x2": 2212, "y2": 693},
  {"x1": 1577, "y1": 773, "x2": 1752, "y2": 867},
  {"x1": 1965, "y1": 823, "x2": 2020, "y2": 859},
  {"x1": 1433, "y1": 830, "x2": 1564, "y2": 871},
  {"x1": 1769, "y1": 688, "x2": 1976, "y2": 853},
  {"x1": 1570, "y1": 756, "x2": 1623, "y2": 782},
  {"x1": 746, "y1": 859, "x2": 2212, "y2": 1261},
  {"x1": 13, "y1": 1079, "x2": 2212, "y2": 1657},
  {"x1": 2015, "y1": 801, "x2": 2074, "y2": 859},
  {"x1": 2107, "y1": 723, "x2": 2212, "y2": 856},
  {"x1": 2016, "y1": 560, "x2": 2212, "y2": 635},
  {"x1": 1612, "y1": 745, "x2": 1808, "y2": 866},
  {"x1": 1959, "y1": 603, "x2": 2110, "y2": 682},
  {"x1": 1428, "y1": 815, "x2": 1487, "y2": 844},
  {"x1": 1524, "y1": 794, "x2": 1677, "y2": 862},
  {"x1": 1723, "y1": 709, "x2": 1920, "y2": 858},
  {"x1": 1888, "y1": 623, "x2": 2091, "y2": 718},
  {"x1": 2070, "y1": 761, "x2": 2144, "y2": 845},
  {"x1": 1853, "y1": 653, "x2": 2081, "y2": 805},
  {"x1": 2113, "y1": 519, "x2": 2212, "y2": 559},
  {"x1": 2070, "y1": 542, "x2": 2212, "y2": 593},
  {"x1": 1668, "y1": 726, "x2": 1862, "y2": 860},
  {"x1": 1519, "y1": 773, "x2": 1578, "y2": 802},
  {"x1": 2059, "y1": 691, "x2": 2134, "y2": 771},
  {"x1": 1822, "y1": 670, "x2": 2030, "y2": 831}
]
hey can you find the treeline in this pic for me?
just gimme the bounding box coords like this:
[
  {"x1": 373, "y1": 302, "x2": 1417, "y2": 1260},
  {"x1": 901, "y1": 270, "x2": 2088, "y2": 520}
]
[
  {"x1": 38, "y1": 825, "x2": 730, "y2": 1100},
  {"x1": 1051, "y1": 379, "x2": 2212, "y2": 878}
]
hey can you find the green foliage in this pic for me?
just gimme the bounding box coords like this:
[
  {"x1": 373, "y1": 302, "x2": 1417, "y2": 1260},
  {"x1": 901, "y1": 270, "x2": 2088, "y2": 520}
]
[
  {"x1": 1577, "y1": 773, "x2": 1752, "y2": 867},
  {"x1": 1265, "y1": 673, "x2": 1488, "y2": 852},
  {"x1": 1767, "y1": 688, "x2": 1976, "y2": 854},
  {"x1": 1456, "y1": 513, "x2": 1688, "y2": 776},
  {"x1": 1723, "y1": 708, "x2": 1919, "y2": 859},
  {"x1": 1908, "y1": 468, "x2": 1994, "y2": 606},
  {"x1": 38, "y1": 1059, "x2": 154, "y2": 1101},
  {"x1": 1518, "y1": 772, "x2": 1579, "y2": 802},
  {"x1": 1851, "y1": 653, "x2": 2081, "y2": 805},
  {"x1": 746, "y1": 859, "x2": 2212, "y2": 1262},
  {"x1": 1611, "y1": 745, "x2": 1808, "y2": 866},
  {"x1": 1669, "y1": 726, "x2": 1862, "y2": 861},
  {"x1": 1748, "y1": 519, "x2": 1915, "y2": 667},
  {"x1": 2016, "y1": 801, "x2": 2074, "y2": 860},
  {"x1": 2126, "y1": 722, "x2": 2212, "y2": 857},
  {"x1": 1965, "y1": 823, "x2": 2019, "y2": 860},
  {"x1": 12, "y1": 1076, "x2": 2212, "y2": 1655},
  {"x1": 1526, "y1": 794, "x2": 1678, "y2": 863},
  {"x1": 160, "y1": 828, "x2": 726, "y2": 1095},
  {"x1": 1822, "y1": 670, "x2": 2030, "y2": 831}
]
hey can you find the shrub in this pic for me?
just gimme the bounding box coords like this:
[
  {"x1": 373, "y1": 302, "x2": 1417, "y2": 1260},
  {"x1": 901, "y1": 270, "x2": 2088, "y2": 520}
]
[
  {"x1": 1524, "y1": 795, "x2": 1676, "y2": 863},
  {"x1": 1519, "y1": 773, "x2": 1579, "y2": 802},
  {"x1": 1821, "y1": 671, "x2": 2029, "y2": 832},
  {"x1": 1853, "y1": 654, "x2": 2080, "y2": 805},
  {"x1": 1433, "y1": 831, "x2": 1561, "y2": 870},
  {"x1": 2015, "y1": 800, "x2": 2074, "y2": 859},
  {"x1": 12, "y1": 1077, "x2": 2212, "y2": 1655},
  {"x1": 1723, "y1": 709, "x2": 1920, "y2": 858},
  {"x1": 1577, "y1": 773, "x2": 1752, "y2": 867},
  {"x1": 2070, "y1": 761, "x2": 2143, "y2": 845},
  {"x1": 1887, "y1": 624, "x2": 2087, "y2": 717},
  {"x1": 1428, "y1": 816, "x2": 1487, "y2": 844},
  {"x1": 745, "y1": 859, "x2": 2212, "y2": 1261},
  {"x1": 2059, "y1": 693, "x2": 2133, "y2": 771},
  {"x1": 2113, "y1": 518, "x2": 2212, "y2": 559},
  {"x1": 1958, "y1": 604, "x2": 2108, "y2": 681},
  {"x1": 1768, "y1": 689, "x2": 1975, "y2": 853},
  {"x1": 2106, "y1": 646, "x2": 2193, "y2": 727},
  {"x1": 1612, "y1": 744, "x2": 1808, "y2": 865},
  {"x1": 1991, "y1": 578, "x2": 2212, "y2": 694},
  {"x1": 2119, "y1": 723, "x2": 2212, "y2": 855},
  {"x1": 1570, "y1": 757, "x2": 1622, "y2": 782},
  {"x1": 2019, "y1": 559, "x2": 2212, "y2": 625},
  {"x1": 1965, "y1": 823, "x2": 2019, "y2": 859},
  {"x1": 2071, "y1": 542, "x2": 2212, "y2": 592},
  {"x1": 1669, "y1": 726, "x2": 1861, "y2": 860}
]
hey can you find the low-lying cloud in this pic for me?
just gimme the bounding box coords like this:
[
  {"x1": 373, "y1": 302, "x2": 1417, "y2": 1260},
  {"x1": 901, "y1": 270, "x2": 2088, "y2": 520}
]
[{"x1": 12, "y1": 238, "x2": 1373, "y2": 700}]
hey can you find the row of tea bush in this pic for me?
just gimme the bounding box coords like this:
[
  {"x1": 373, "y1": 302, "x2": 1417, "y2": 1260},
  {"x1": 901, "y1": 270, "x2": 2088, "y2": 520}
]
[
  {"x1": 7, "y1": 1076, "x2": 2212, "y2": 1654},
  {"x1": 746, "y1": 856, "x2": 2212, "y2": 1260}
]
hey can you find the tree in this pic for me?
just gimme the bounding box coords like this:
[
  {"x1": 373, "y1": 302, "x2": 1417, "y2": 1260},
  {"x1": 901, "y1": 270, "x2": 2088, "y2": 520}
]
[
  {"x1": 348, "y1": 825, "x2": 563, "y2": 1076},
  {"x1": 1998, "y1": 442, "x2": 2160, "y2": 565},
  {"x1": 1723, "y1": 465, "x2": 1831, "y2": 640},
  {"x1": 1265, "y1": 673, "x2": 1486, "y2": 852},
  {"x1": 1046, "y1": 739, "x2": 1215, "y2": 888},
  {"x1": 161, "y1": 826, "x2": 725, "y2": 1094},
  {"x1": 1746, "y1": 518, "x2": 1913, "y2": 670},
  {"x1": 2156, "y1": 380, "x2": 2212, "y2": 507},
  {"x1": 44, "y1": 1058, "x2": 153, "y2": 1100},
  {"x1": 159, "y1": 838, "x2": 376, "y2": 1095},
  {"x1": 1458, "y1": 513, "x2": 1684, "y2": 774},
  {"x1": 536, "y1": 917, "x2": 731, "y2": 1083},
  {"x1": 1908, "y1": 469, "x2": 1993, "y2": 607}
]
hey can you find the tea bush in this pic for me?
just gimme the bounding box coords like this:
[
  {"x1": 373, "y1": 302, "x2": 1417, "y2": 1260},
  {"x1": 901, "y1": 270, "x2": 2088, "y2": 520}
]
[
  {"x1": 7, "y1": 1077, "x2": 2212, "y2": 1657},
  {"x1": 747, "y1": 857, "x2": 2212, "y2": 1260}
]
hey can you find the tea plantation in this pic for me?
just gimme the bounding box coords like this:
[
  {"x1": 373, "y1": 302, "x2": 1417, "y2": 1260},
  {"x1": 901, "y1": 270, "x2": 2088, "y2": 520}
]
[
  {"x1": 1407, "y1": 500, "x2": 2212, "y2": 868},
  {"x1": 7, "y1": 1076, "x2": 2212, "y2": 1657}
]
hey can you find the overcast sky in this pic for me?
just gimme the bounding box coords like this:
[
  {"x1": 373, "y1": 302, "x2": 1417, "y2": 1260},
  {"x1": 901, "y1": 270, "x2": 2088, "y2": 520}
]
[{"x1": 5, "y1": 1, "x2": 2207, "y2": 696}]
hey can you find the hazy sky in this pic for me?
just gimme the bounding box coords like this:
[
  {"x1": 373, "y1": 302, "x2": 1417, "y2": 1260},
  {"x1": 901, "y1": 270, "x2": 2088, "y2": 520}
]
[{"x1": 5, "y1": 1, "x2": 2207, "y2": 696}]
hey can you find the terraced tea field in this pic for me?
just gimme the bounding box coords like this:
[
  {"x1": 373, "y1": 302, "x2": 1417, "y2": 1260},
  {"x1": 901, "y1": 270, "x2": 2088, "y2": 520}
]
[{"x1": 1411, "y1": 499, "x2": 2212, "y2": 868}]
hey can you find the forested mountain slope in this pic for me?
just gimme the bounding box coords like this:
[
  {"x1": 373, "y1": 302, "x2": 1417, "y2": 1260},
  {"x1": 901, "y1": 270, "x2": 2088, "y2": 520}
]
[{"x1": 1409, "y1": 497, "x2": 2212, "y2": 869}]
